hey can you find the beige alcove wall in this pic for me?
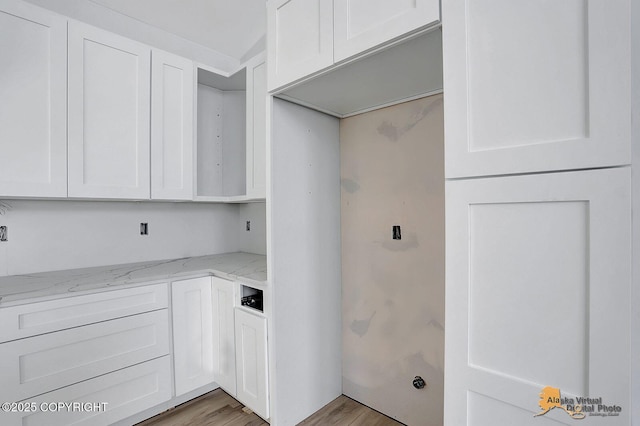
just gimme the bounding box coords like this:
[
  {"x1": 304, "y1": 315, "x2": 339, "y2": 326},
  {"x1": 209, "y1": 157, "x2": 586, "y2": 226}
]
[{"x1": 340, "y1": 94, "x2": 445, "y2": 426}]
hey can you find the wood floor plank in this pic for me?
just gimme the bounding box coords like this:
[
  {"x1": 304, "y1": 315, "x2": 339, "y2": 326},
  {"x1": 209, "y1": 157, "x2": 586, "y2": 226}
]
[
  {"x1": 136, "y1": 389, "x2": 267, "y2": 426},
  {"x1": 136, "y1": 389, "x2": 402, "y2": 426},
  {"x1": 349, "y1": 408, "x2": 403, "y2": 426}
]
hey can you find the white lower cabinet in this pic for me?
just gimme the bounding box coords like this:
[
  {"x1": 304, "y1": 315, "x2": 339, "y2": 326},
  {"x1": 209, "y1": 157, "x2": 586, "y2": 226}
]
[
  {"x1": 6, "y1": 356, "x2": 171, "y2": 426},
  {"x1": 0, "y1": 284, "x2": 171, "y2": 426},
  {"x1": 171, "y1": 277, "x2": 269, "y2": 419},
  {"x1": 171, "y1": 277, "x2": 215, "y2": 395},
  {"x1": 0, "y1": 309, "x2": 169, "y2": 403},
  {"x1": 211, "y1": 276, "x2": 237, "y2": 396},
  {"x1": 234, "y1": 308, "x2": 269, "y2": 420}
]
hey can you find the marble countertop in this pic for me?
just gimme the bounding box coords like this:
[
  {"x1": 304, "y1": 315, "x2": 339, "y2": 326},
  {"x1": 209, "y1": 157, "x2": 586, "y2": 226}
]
[{"x1": 0, "y1": 252, "x2": 267, "y2": 307}]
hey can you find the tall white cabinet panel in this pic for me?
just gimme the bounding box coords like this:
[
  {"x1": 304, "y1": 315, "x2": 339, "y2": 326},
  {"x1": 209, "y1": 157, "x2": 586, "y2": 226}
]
[
  {"x1": 235, "y1": 308, "x2": 269, "y2": 420},
  {"x1": 68, "y1": 22, "x2": 151, "y2": 199},
  {"x1": 171, "y1": 277, "x2": 215, "y2": 396},
  {"x1": 211, "y1": 276, "x2": 237, "y2": 396},
  {"x1": 444, "y1": 168, "x2": 631, "y2": 425},
  {"x1": 0, "y1": 1, "x2": 67, "y2": 197},
  {"x1": 443, "y1": 0, "x2": 631, "y2": 178},
  {"x1": 151, "y1": 50, "x2": 194, "y2": 200},
  {"x1": 333, "y1": 0, "x2": 440, "y2": 62},
  {"x1": 246, "y1": 59, "x2": 267, "y2": 198},
  {"x1": 267, "y1": 0, "x2": 333, "y2": 91}
]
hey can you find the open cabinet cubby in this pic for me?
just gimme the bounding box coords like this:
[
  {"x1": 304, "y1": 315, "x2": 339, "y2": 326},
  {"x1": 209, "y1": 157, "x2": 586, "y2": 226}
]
[
  {"x1": 195, "y1": 67, "x2": 247, "y2": 201},
  {"x1": 240, "y1": 284, "x2": 264, "y2": 313}
]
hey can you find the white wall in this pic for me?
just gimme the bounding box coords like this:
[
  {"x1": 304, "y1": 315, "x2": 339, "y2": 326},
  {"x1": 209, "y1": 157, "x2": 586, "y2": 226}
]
[
  {"x1": 0, "y1": 200, "x2": 265, "y2": 276},
  {"x1": 237, "y1": 202, "x2": 267, "y2": 255},
  {"x1": 631, "y1": 0, "x2": 640, "y2": 421},
  {"x1": 340, "y1": 95, "x2": 445, "y2": 426}
]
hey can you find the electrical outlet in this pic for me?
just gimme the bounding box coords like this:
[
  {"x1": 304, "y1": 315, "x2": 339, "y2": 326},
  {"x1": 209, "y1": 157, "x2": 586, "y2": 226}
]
[
  {"x1": 392, "y1": 225, "x2": 401, "y2": 240},
  {"x1": 140, "y1": 223, "x2": 148, "y2": 235},
  {"x1": 0, "y1": 226, "x2": 7, "y2": 242},
  {"x1": 246, "y1": 221, "x2": 251, "y2": 231}
]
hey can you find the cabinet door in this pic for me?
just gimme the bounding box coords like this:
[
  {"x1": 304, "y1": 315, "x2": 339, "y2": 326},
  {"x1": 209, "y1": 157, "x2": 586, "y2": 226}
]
[
  {"x1": 171, "y1": 277, "x2": 215, "y2": 396},
  {"x1": 267, "y1": 0, "x2": 333, "y2": 91},
  {"x1": 211, "y1": 276, "x2": 237, "y2": 396},
  {"x1": 445, "y1": 168, "x2": 631, "y2": 425},
  {"x1": 235, "y1": 308, "x2": 269, "y2": 419},
  {"x1": 0, "y1": 1, "x2": 67, "y2": 197},
  {"x1": 443, "y1": 0, "x2": 631, "y2": 178},
  {"x1": 68, "y1": 22, "x2": 151, "y2": 199},
  {"x1": 151, "y1": 49, "x2": 194, "y2": 200},
  {"x1": 334, "y1": 0, "x2": 440, "y2": 62},
  {"x1": 246, "y1": 59, "x2": 267, "y2": 199}
]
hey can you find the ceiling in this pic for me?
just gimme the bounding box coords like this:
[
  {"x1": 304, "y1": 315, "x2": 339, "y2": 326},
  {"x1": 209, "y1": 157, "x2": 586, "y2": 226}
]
[{"x1": 88, "y1": 0, "x2": 266, "y2": 60}]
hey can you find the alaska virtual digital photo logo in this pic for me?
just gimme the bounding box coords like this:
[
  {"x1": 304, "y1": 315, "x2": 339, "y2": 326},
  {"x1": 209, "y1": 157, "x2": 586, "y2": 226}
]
[{"x1": 535, "y1": 386, "x2": 622, "y2": 420}]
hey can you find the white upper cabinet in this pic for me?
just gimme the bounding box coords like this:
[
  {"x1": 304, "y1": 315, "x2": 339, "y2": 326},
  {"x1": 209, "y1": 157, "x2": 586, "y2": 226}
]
[
  {"x1": 68, "y1": 22, "x2": 151, "y2": 199},
  {"x1": 246, "y1": 59, "x2": 267, "y2": 199},
  {"x1": 267, "y1": 0, "x2": 334, "y2": 91},
  {"x1": 443, "y1": 0, "x2": 631, "y2": 178},
  {"x1": 151, "y1": 50, "x2": 194, "y2": 200},
  {"x1": 0, "y1": 1, "x2": 67, "y2": 197},
  {"x1": 333, "y1": 0, "x2": 440, "y2": 62}
]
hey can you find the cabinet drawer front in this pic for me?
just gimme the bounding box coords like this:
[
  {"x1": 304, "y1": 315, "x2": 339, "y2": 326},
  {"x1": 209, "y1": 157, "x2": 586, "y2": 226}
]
[
  {"x1": 0, "y1": 310, "x2": 169, "y2": 403},
  {"x1": 1, "y1": 356, "x2": 171, "y2": 426},
  {"x1": 0, "y1": 284, "x2": 168, "y2": 343}
]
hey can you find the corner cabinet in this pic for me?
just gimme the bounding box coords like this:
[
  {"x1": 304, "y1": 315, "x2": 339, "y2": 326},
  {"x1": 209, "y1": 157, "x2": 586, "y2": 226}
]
[
  {"x1": 68, "y1": 22, "x2": 151, "y2": 199},
  {"x1": 234, "y1": 308, "x2": 269, "y2": 420},
  {"x1": 0, "y1": 1, "x2": 67, "y2": 198},
  {"x1": 151, "y1": 50, "x2": 194, "y2": 200}
]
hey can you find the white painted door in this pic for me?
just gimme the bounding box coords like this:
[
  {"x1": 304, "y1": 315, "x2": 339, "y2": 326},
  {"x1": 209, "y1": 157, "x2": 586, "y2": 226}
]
[
  {"x1": 171, "y1": 277, "x2": 215, "y2": 396},
  {"x1": 246, "y1": 58, "x2": 267, "y2": 199},
  {"x1": 445, "y1": 168, "x2": 631, "y2": 425},
  {"x1": 443, "y1": 0, "x2": 631, "y2": 178},
  {"x1": 0, "y1": 1, "x2": 67, "y2": 197},
  {"x1": 235, "y1": 308, "x2": 269, "y2": 419},
  {"x1": 68, "y1": 22, "x2": 151, "y2": 199},
  {"x1": 151, "y1": 49, "x2": 194, "y2": 200},
  {"x1": 267, "y1": 0, "x2": 333, "y2": 91},
  {"x1": 334, "y1": 0, "x2": 440, "y2": 62},
  {"x1": 211, "y1": 276, "x2": 237, "y2": 396}
]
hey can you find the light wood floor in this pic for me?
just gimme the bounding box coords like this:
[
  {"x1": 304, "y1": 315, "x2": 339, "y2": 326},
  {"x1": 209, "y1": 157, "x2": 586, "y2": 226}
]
[{"x1": 137, "y1": 389, "x2": 404, "y2": 426}]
